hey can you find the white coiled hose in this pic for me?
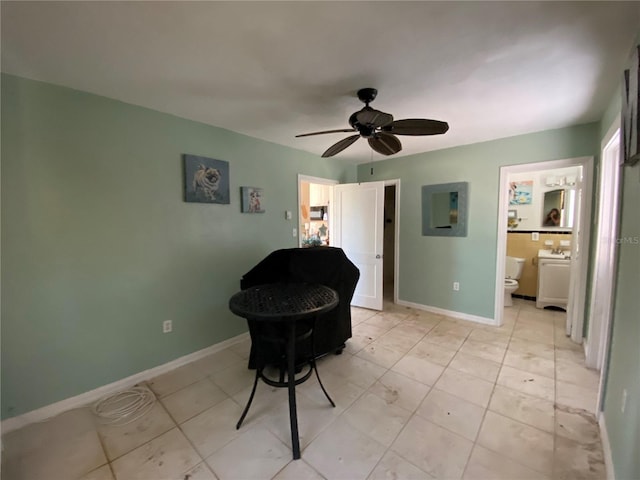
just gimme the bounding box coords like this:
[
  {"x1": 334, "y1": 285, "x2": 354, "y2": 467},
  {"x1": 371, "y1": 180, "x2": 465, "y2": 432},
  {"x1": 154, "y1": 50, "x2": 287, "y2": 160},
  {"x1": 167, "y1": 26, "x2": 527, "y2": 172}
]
[{"x1": 92, "y1": 385, "x2": 156, "y2": 426}]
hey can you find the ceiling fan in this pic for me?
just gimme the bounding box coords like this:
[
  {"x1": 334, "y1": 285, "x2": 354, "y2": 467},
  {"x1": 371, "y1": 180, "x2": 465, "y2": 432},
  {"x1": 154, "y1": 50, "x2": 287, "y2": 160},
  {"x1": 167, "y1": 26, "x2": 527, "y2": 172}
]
[{"x1": 296, "y1": 88, "x2": 449, "y2": 158}]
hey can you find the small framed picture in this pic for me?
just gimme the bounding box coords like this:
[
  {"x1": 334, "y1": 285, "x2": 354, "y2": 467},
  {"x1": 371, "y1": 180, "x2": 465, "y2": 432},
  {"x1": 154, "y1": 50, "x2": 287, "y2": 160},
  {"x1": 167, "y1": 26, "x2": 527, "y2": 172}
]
[
  {"x1": 241, "y1": 187, "x2": 265, "y2": 213},
  {"x1": 509, "y1": 181, "x2": 533, "y2": 205}
]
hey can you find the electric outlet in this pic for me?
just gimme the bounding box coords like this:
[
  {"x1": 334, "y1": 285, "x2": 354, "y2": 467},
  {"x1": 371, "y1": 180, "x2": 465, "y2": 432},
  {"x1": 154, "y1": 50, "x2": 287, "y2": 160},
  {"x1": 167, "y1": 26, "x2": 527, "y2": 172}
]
[
  {"x1": 453, "y1": 282, "x2": 460, "y2": 291},
  {"x1": 292, "y1": 228, "x2": 297, "y2": 237},
  {"x1": 621, "y1": 388, "x2": 628, "y2": 413},
  {"x1": 285, "y1": 210, "x2": 292, "y2": 220},
  {"x1": 163, "y1": 320, "x2": 173, "y2": 333},
  {"x1": 532, "y1": 232, "x2": 539, "y2": 241}
]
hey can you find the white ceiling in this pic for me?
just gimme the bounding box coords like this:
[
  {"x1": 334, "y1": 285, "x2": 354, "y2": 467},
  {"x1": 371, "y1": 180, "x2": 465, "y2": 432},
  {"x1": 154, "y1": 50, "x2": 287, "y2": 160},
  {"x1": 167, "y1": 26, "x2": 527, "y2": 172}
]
[{"x1": 2, "y1": 1, "x2": 639, "y2": 164}]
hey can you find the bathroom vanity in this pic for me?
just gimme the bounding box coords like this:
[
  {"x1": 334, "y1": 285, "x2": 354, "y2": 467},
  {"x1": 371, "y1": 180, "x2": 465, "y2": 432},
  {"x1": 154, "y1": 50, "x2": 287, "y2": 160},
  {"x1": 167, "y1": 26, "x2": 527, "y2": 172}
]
[{"x1": 536, "y1": 249, "x2": 571, "y2": 309}]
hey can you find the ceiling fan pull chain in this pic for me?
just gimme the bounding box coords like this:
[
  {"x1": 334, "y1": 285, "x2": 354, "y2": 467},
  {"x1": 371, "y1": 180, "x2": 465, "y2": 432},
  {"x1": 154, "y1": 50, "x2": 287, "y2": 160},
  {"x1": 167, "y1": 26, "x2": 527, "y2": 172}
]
[{"x1": 370, "y1": 149, "x2": 374, "y2": 175}]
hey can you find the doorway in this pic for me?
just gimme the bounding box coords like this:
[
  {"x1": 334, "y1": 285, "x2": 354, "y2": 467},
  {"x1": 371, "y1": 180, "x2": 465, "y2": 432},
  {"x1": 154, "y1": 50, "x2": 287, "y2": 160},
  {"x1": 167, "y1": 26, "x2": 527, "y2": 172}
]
[
  {"x1": 495, "y1": 157, "x2": 594, "y2": 337},
  {"x1": 383, "y1": 184, "x2": 397, "y2": 304},
  {"x1": 298, "y1": 175, "x2": 400, "y2": 310},
  {"x1": 297, "y1": 175, "x2": 338, "y2": 247}
]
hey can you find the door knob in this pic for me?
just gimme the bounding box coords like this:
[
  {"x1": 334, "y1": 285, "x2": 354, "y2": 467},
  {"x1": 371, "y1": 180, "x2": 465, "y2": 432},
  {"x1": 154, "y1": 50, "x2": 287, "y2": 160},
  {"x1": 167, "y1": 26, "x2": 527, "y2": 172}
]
[{"x1": 376, "y1": 254, "x2": 382, "y2": 259}]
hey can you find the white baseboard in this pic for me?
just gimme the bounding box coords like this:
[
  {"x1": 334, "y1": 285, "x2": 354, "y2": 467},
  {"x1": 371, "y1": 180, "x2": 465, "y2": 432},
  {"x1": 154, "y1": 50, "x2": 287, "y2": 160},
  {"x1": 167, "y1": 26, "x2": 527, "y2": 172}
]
[
  {"x1": 1, "y1": 332, "x2": 250, "y2": 435},
  {"x1": 599, "y1": 413, "x2": 615, "y2": 480},
  {"x1": 396, "y1": 299, "x2": 497, "y2": 326}
]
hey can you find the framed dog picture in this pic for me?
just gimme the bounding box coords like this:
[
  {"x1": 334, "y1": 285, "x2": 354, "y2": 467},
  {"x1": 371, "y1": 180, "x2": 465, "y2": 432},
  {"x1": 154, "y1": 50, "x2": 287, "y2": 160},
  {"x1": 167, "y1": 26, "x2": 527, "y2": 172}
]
[
  {"x1": 183, "y1": 154, "x2": 230, "y2": 204},
  {"x1": 240, "y1": 186, "x2": 265, "y2": 213}
]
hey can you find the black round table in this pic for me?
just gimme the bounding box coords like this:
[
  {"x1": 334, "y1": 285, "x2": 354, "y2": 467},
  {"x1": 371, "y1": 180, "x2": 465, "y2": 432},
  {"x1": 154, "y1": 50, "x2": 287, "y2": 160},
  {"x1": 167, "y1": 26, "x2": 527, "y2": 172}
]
[{"x1": 229, "y1": 282, "x2": 339, "y2": 459}]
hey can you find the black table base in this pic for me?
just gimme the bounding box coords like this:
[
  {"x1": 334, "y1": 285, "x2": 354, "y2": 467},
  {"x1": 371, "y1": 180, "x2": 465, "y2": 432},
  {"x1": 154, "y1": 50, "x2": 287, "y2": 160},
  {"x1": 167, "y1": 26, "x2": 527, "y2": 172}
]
[
  {"x1": 229, "y1": 283, "x2": 339, "y2": 460},
  {"x1": 235, "y1": 320, "x2": 335, "y2": 459}
]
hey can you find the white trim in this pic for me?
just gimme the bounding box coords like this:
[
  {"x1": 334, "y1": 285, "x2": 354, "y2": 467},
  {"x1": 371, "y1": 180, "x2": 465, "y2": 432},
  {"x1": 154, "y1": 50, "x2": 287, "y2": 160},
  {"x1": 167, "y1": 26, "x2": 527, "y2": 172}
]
[
  {"x1": 592, "y1": 119, "x2": 622, "y2": 414},
  {"x1": 396, "y1": 299, "x2": 496, "y2": 326},
  {"x1": 495, "y1": 156, "x2": 594, "y2": 339},
  {"x1": 297, "y1": 174, "x2": 339, "y2": 186},
  {"x1": 569, "y1": 157, "x2": 594, "y2": 343},
  {"x1": 599, "y1": 414, "x2": 615, "y2": 480},
  {"x1": 1, "y1": 332, "x2": 249, "y2": 434},
  {"x1": 494, "y1": 166, "x2": 512, "y2": 326},
  {"x1": 587, "y1": 125, "x2": 621, "y2": 369},
  {"x1": 586, "y1": 120, "x2": 622, "y2": 362}
]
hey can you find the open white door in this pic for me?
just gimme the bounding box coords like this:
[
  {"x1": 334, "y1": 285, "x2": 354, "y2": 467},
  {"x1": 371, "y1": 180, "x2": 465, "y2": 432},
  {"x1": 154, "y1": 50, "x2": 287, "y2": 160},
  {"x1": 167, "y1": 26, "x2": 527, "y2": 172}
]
[
  {"x1": 586, "y1": 126, "x2": 621, "y2": 370},
  {"x1": 333, "y1": 181, "x2": 385, "y2": 310},
  {"x1": 562, "y1": 159, "x2": 594, "y2": 343}
]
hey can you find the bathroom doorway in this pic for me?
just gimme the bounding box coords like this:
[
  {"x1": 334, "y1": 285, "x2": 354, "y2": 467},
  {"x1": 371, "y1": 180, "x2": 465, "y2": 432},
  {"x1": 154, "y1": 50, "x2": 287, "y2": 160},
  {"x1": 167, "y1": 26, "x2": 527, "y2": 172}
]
[{"x1": 495, "y1": 156, "x2": 594, "y2": 340}]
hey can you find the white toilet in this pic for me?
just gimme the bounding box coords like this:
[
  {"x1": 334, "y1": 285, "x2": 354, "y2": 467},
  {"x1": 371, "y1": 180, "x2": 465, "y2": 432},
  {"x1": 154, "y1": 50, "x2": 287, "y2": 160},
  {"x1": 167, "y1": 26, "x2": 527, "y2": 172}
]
[{"x1": 504, "y1": 256, "x2": 526, "y2": 307}]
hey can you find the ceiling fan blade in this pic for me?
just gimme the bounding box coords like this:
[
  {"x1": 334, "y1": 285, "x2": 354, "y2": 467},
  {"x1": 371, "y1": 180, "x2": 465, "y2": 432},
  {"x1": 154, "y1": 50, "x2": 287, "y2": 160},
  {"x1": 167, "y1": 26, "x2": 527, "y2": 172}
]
[
  {"x1": 368, "y1": 133, "x2": 402, "y2": 156},
  {"x1": 383, "y1": 119, "x2": 449, "y2": 136},
  {"x1": 356, "y1": 107, "x2": 394, "y2": 128},
  {"x1": 296, "y1": 128, "x2": 356, "y2": 138},
  {"x1": 321, "y1": 135, "x2": 361, "y2": 158}
]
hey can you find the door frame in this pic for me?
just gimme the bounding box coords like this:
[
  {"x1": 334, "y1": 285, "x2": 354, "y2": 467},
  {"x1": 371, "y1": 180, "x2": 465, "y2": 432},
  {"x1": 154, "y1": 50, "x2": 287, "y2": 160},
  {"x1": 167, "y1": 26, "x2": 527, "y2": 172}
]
[
  {"x1": 586, "y1": 119, "x2": 621, "y2": 370},
  {"x1": 301, "y1": 176, "x2": 401, "y2": 307},
  {"x1": 495, "y1": 157, "x2": 594, "y2": 335},
  {"x1": 297, "y1": 174, "x2": 338, "y2": 247},
  {"x1": 588, "y1": 119, "x2": 622, "y2": 416}
]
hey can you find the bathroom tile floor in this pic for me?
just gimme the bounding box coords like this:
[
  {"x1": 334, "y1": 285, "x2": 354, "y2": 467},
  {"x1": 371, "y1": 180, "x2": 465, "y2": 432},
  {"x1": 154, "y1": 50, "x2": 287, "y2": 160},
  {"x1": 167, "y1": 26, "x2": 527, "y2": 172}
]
[{"x1": 2, "y1": 299, "x2": 605, "y2": 479}]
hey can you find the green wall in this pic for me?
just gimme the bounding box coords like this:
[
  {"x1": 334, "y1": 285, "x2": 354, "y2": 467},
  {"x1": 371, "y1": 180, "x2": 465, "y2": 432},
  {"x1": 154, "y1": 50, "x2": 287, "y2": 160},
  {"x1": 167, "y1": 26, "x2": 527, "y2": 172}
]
[
  {"x1": 357, "y1": 124, "x2": 599, "y2": 319},
  {"x1": 0, "y1": 74, "x2": 355, "y2": 419},
  {"x1": 599, "y1": 51, "x2": 640, "y2": 479}
]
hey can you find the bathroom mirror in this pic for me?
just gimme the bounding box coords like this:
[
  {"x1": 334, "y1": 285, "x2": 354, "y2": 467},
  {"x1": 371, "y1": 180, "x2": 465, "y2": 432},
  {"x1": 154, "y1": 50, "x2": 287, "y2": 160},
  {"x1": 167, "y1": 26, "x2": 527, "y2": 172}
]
[
  {"x1": 421, "y1": 182, "x2": 468, "y2": 237},
  {"x1": 542, "y1": 188, "x2": 575, "y2": 228}
]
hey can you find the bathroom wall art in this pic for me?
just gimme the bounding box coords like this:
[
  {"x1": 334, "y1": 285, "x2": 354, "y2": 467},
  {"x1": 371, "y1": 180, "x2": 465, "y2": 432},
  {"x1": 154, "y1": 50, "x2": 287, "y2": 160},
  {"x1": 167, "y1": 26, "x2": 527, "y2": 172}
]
[
  {"x1": 509, "y1": 180, "x2": 533, "y2": 205},
  {"x1": 183, "y1": 154, "x2": 230, "y2": 204}
]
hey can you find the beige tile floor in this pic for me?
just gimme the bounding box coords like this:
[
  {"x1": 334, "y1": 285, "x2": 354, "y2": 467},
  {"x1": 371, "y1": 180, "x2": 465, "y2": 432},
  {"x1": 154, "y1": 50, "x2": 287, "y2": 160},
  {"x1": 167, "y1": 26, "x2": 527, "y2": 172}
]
[{"x1": 2, "y1": 299, "x2": 606, "y2": 480}]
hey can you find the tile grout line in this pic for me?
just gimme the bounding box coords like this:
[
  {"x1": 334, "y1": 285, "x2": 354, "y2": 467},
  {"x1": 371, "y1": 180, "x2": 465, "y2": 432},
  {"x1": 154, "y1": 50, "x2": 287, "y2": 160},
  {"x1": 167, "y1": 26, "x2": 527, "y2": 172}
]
[
  {"x1": 460, "y1": 302, "x2": 520, "y2": 479},
  {"x1": 361, "y1": 313, "x2": 481, "y2": 479},
  {"x1": 460, "y1": 303, "x2": 558, "y2": 478},
  {"x1": 347, "y1": 312, "x2": 447, "y2": 479},
  {"x1": 157, "y1": 391, "x2": 216, "y2": 479}
]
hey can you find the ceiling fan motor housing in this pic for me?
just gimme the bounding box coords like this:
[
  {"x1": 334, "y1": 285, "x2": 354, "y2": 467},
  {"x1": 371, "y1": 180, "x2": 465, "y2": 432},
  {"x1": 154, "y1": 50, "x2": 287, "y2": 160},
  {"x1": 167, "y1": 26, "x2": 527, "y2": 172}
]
[
  {"x1": 356, "y1": 88, "x2": 377, "y2": 105},
  {"x1": 348, "y1": 111, "x2": 376, "y2": 137}
]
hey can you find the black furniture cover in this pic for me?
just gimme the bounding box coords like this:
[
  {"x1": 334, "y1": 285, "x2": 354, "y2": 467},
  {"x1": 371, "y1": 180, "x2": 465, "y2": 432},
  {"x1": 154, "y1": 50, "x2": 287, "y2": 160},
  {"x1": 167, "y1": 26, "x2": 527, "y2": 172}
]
[{"x1": 240, "y1": 246, "x2": 360, "y2": 368}]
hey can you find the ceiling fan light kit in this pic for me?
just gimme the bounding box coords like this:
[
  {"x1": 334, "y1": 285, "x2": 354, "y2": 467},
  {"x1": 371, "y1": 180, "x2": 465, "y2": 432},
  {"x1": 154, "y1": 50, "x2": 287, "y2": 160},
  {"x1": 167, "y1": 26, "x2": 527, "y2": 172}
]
[{"x1": 296, "y1": 88, "x2": 449, "y2": 158}]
